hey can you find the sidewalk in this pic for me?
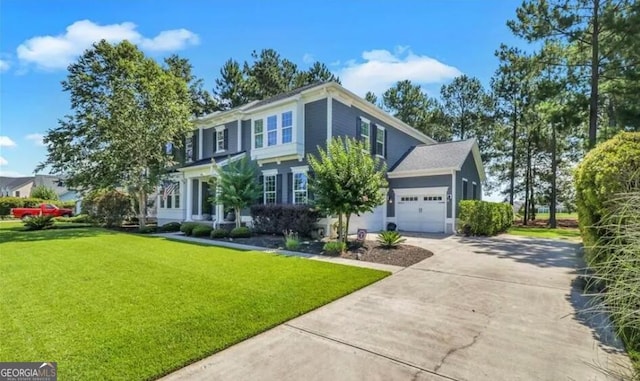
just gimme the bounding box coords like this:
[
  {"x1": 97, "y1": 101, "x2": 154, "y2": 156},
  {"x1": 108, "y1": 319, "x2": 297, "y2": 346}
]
[{"x1": 153, "y1": 232, "x2": 403, "y2": 273}]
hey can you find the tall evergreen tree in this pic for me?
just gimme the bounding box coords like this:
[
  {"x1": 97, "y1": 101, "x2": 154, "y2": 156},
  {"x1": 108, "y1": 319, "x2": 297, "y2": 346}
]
[
  {"x1": 214, "y1": 59, "x2": 247, "y2": 110},
  {"x1": 165, "y1": 55, "x2": 218, "y2": 117}
]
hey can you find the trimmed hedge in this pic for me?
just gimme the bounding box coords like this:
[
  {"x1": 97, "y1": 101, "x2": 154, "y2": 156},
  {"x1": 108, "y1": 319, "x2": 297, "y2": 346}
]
[
  {"x1": 458, "y1": 200, "x2": 513, "y2": 236},
  {"x1": 159, "y1": 222, "x2": 182, "y2": 232},
  {"x1": 210, "y1": 229, "x2": 229, "y2": 239},
  {"x1": 250, "y1": 204, "x2": 320, "y2": 237},
  {"x1": 192, "y1": 225, "x2": 213, "y2": 237},
  {"x1": 230, "y1": 227, "x2": 251, "y2": 238},
  {"x1": 179, "y1": 222, "x2": 200, "y2": 236},
  {"x1": 575, "y1": 132, "x2": 640, "y2": 261},
  {"x1": 0, "y1": 197, "x2": 76, "y2": 217},
  {"x1": 82, "y1": 190, "x2": 132, "y2": 227}
]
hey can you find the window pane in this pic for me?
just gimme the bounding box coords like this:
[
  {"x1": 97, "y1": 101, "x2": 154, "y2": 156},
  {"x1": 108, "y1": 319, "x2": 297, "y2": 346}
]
[
  {"x1": 282, "y1": 111, "x2": 292, "y2": 127},
  {"x1": 282, "y1": 128, "x2": 292, "y2": 143},
  {"x1": 255, "y1": 134, "x2": 263, "y2": 148},
  {"x1": 167, "y1": 195, "x2": 172, "y2": 208},
  {"x1": 268, "y1": 131, "x2": 277, "y2": 146},
  {"x1": 174, "y1": 195, "x2": 180, "y2": 208},
  {"x1": 294, "y1": 173, "x2": 307, "y2": 191},
  {"x1": 254, "y1": 119, "x2": 263, "y2": 133},
  {"x1": 267, "y1": 115, "x2": 277, "y2": 131}
]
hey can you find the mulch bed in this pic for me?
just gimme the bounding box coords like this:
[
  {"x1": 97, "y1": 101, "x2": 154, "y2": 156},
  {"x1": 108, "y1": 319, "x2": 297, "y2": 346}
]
[
  {"x1": 210, "y1": 235, "x2": 433, "y2": 267},
  {"x1": 513, "y1": 218, "x2": 578, "y2": 228}
]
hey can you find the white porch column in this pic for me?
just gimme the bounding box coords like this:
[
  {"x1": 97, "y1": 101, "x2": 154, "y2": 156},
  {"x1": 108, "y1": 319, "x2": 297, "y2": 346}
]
[
  {"x1": 198, "y1": 128, "x2": 203, "y2": 160},
  {"x1": 197, "y1": 178, "x2": 203, "y2": 219},
  {"x1": 185, "y1": 178, "x2": 193, "y2": 221},
  {"x1": 216, "y1": 183, "x2": 224, "y2": 224}
]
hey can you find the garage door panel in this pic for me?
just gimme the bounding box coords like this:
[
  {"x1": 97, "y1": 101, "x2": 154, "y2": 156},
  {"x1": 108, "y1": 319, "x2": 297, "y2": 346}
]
[{"x1": 396, "y1": 193, "x2": 445, "y2": 233}]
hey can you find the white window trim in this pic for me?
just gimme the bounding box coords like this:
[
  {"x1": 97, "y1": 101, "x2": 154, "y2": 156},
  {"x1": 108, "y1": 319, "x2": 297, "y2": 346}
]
[
  {"x1": 159, "y1": 182, "x2": 181, "y2": 209},
  {"x1": 375, "y1": 125, "x2": 385, "y2": 158},
  {"x1": 251, "y1": 107, "x2": 297, "y2": 150},
  {"x1": 262, "y1": 170, "x2": 278, "y2": 204},
  {"x1": 291, "y1": 166, "x2": 309, "y2": 204},
  {"x1": 215, "y1": 125, "x2": 226, "y2": 153},
  {"x1": 360, "y1": 117, "x2": 371, "y2": 151}
]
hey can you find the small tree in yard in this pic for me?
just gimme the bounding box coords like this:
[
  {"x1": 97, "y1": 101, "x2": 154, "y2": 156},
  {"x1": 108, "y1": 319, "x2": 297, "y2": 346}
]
[
  {"x1": 208, "y1": 157, "x2": 261, "y2": 228},
  {"x1": 30, "y1": 185, "x2": 58, "y2": 200},
  {"x1": 308, "y1": 137, "x2": 388, "y2": 244},
  {"x1": 37, "y1": 40, "x2": 193, "y2": 229}
]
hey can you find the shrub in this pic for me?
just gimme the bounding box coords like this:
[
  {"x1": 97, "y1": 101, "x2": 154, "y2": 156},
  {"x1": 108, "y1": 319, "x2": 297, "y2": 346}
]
[
  {"x1": 192, "y1": 225, "x2": 213, "y2": 237},
  {"x1": 210, "y1": 229, "x2": 229, "y2": 239},
  {"x1": 283, "y1": 230, "x2": 300, "y2": 251},
  {"x1": 30, "y1": 185, "x2": 59, "y2": 200},
  {"x1": 138, "y1": 226, "x2": 156, "y2": 234},
  {"x1": 458, "y1": 200, "x2": 513, "y2": 236},
  {"x1": 24, "y1": 215, "x2": 54, "y2": 231},
  {"x1": 82, "y1": 189, "x2": 133, "y2": 227},
  {"x1": 159, "y1": 222, "x2": 181, "y2": 232},
  {"x1": 377, "y1": 230, "x2": 406, "y2": 249},
  {"x1": 70, "y1": 214, "x2": 91, "y2": 223},
  {"x1": 179, "y1": 222, "x2": 200, "y2": 236},
  {"x1": 251, "y1": 204, "x2": 320, "y2": 237},
  {"x1": 323, "y1": 241, "x2": 347, "y2": 255},
  {"x1": 575, "y1": 132, "x2": 640, "y2": 261},
  {"x1": 230, "y1": 226, "x2": 251, "y2": 238}
]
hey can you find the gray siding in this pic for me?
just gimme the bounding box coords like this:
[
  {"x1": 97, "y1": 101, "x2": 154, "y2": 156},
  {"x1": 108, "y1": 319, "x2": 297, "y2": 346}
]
[
  {"x1": 331, "y1": 100, "x2": 423, "y2": 168},
  {"x1": 242, "y1": 120, "x2": 251, "y2": 152},
  {"x1": 456, "y1": 152, "x2": 482, "y2": 211},
  {"x1": 389, "y1": 175, "x2": 453, "y2": 218},
  {"x1": 304, "y1": 99, "x2": 327, "y2": 159},
  {"x1": 202, "y1": 127, "x2": 214, "y2": 159}
]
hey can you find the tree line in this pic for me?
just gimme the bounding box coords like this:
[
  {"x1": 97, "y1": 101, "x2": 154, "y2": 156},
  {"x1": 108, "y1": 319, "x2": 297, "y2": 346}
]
[{"x1": 39, "y1": 0, "x2": 640, "y2": 228}]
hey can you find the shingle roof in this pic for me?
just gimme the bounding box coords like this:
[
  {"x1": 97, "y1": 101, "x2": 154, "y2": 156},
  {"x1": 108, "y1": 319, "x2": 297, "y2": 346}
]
[
  {"x1": 243, "y1": 82, "x2": 330, "y2": 111},
  {"x1": 33, "y1": 175, "x2": 70, "y2": 196},
  {"x1": 389, "y1": 139, "x2": 477, "y2": 173},
  {"x1": 0, "y1": 176, "x2": 34, "y2": 190}
]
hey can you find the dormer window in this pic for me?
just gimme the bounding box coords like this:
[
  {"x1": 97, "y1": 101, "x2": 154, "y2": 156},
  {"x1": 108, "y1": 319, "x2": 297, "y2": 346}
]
[{"x1": 185, "y1": 136, "x2": 193, "y2": 162}]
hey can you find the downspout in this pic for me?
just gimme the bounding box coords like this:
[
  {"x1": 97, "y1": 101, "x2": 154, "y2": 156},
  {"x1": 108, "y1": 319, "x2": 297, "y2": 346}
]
[{"x1": 451, "y1": 169, "x2": 457, "y2": 234}]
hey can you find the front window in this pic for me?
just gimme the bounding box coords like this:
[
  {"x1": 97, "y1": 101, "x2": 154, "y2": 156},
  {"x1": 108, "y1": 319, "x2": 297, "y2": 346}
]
[
  {"x1": 361, "y1": 119, "x2": 370, "y2": 151},
  {"x1": 264, "y1": 175, "x2": 276, "y2": 204},
  {"x1": 165, "y1": 142, "x2": 173, "y2": 154},
  {"x1": 216, "y1": 129, "x2": 225, "y2": 152},
  {"x1": 185, "y1": 136, "x2": 193, "y2": 162},
  {"x1": 254, "y1": 120, "x2": 264, "y2": 148},
  {"x1": 376, "y1": 126, "x2": 385, "y2": 156},
  {"x1": 293, "y1": 172, "x2": 308, "y2": 204},
  {"x1": 161, "y1": 182, "x2": 180, "y2": 209},
  {"x1": 267, "y1": 115, "x2": 277, "y2": 146},
  {"x1": 282, "y1": 111, "x2": 293, "y2": 143}
]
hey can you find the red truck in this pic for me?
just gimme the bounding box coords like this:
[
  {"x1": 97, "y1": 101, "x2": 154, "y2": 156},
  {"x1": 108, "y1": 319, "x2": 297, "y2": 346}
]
[{"x1": 11, "y1": 203, "x2": 74, "y2": 220}]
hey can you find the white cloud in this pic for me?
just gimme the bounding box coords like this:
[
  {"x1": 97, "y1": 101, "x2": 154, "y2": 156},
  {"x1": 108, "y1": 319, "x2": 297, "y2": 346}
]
[
  {"x1": 25, "y1": 133, "x2": 46, "y2": 147},
  {"x1": 0, "y1": 156, "x2": 7, "y2": 166},
  {"x1": 0, "y1": 136, "x2": 16, "y2": 147},
  {"x1": 302, "y1": 53, "x2": 315, "y2": 65},
  {"x1": 0, "y1": 59, "x2": 9, "y2": 73},
  {"x1": 337, "y1": 46, "x2": 462, "y2": 96},
  {"x1": 16, "y1": 19, "x2": 200, "y2": 70}
]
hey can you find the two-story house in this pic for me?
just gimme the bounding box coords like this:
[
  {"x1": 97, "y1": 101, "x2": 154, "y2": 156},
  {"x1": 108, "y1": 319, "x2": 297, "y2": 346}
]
[{"x1": 156, "y1": 81, "x2": 485, "y2": 234}]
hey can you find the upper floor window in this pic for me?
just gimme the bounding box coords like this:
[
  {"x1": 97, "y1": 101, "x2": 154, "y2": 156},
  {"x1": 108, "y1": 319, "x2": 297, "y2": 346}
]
[
  {"x1": 282, "y1": 111, "x2": 293, "y2": 143},
  {"x1": 376, "y1": 126, "x2": 385, "y2": 157},
  {"x1": 267, "y1": 116, "x2": 277, "y2": 146},
  {"x1": 216, "y1": 128, "x2": 226, "y2": 152},
  {"x1": 254, "y1": 120, "x2": 264, "y2": 148},
  {"x1": 165, "y1": 142, "x2": 173, "y2": 155},
  {"x1": 360, "y1": 118, "x2": 371, "y2": 151},
  {"x1": 185, "y1": 136, "x2": 193, "y2": 162},
  {"x1": 264, "y1": 175, "x2": 277, "y2": 204}
]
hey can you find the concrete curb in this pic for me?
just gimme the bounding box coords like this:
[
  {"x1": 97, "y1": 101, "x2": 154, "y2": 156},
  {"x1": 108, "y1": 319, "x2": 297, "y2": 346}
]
[{"x1": 153, "y1": 232, "x2": 403, "y2": 274}]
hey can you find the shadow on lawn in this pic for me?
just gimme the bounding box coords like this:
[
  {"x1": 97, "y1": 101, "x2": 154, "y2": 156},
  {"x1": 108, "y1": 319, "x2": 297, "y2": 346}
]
[{"x1": 0, "y1": 225, "x2": 116, "y2": 244}]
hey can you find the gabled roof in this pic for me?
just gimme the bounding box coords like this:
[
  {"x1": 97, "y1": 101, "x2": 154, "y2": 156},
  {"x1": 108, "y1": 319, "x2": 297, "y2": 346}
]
[
  {"x1": 0, "y1": 176, "x2": 34, "y2": 190},
  {"x1": 244, "y1": 82, "x2": 328, "y2": 111},
  {"x1": 389, "y1": 139, "x2": 486, "y2": 181}
]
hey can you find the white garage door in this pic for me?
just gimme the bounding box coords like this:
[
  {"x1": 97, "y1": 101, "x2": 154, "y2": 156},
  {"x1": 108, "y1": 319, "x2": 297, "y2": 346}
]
[
  {"x1": 348, "y1": 204, "x2": 385, "y2": 234},
  {"x1": 396, "y1": 193, "x2": 446, "y2": 233}
]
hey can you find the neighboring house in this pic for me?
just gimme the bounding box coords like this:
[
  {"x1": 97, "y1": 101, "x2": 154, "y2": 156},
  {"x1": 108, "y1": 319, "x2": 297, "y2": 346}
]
[
  {"x1": 33, "y1": 175, "x2": 79, "y2": 202},
  {"x1": 157, "y1": 81, "x2": 485, "y2": 234},
  {"x1": 0, "y1": 176, "x2": 35, "y2": 198}
]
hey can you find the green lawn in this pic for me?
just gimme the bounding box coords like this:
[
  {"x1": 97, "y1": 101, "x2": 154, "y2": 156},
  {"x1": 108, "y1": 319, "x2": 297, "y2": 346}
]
[
  {"x1": 507, "y1": 226, "x2": 582, "y2": 240},
  {"x1": 0, "y1": 223, "x2": 388, "y2": 380},
  {"x1": 516, "y1": 212, "x2": 579, "y2": 220}
]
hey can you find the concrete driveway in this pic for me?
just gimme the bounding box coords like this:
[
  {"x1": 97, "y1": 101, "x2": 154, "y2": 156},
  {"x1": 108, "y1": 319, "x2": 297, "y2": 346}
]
[{"x1": 162, "y1": 235, "x2": 631, "y2": 381}]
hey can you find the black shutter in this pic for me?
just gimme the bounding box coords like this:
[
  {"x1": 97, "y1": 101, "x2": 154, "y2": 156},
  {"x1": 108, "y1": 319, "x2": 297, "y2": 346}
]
[
  {"x1": 383, "y1": 128, "x2": 387, "y2": 158},
  {"x1": 287, "y1": 173, "x2": 293, "y2": 204},
  {"x1": 224, "y1": 129, "x2": 229, "y2": 150},
  {"x1": 371, "y1": 123, "x2": 377, "y2": 155},
  {"x1": 257, "y1": 176, "x2": 264, "y2": 204},
  {"x1": 307, "y1": 171, "x2": 315, "y2": 203},
  {"x1": 276, "y1": 174, "x2": 283, "y2": 204},
  {"x1": 356, "y1": 117, "x2": 362, "y2": 141}
]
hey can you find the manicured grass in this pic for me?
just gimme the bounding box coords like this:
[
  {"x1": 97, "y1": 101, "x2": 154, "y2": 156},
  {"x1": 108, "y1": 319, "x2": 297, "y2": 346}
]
[
  {"x1": 507, "y1": 226, "x2": 582, "y2": 240},
  {"x1": 516, "y1": 212, "x2": 579, "y2": 220},
  {"x1": 0, "y1": 225, "x2": 388, "y2": 380}
]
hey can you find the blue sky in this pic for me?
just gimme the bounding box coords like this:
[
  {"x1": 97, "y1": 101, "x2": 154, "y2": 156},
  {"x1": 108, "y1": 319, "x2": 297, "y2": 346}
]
[{"x1": 0, "y1": 0, "x2": 523, "y2": 178}]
